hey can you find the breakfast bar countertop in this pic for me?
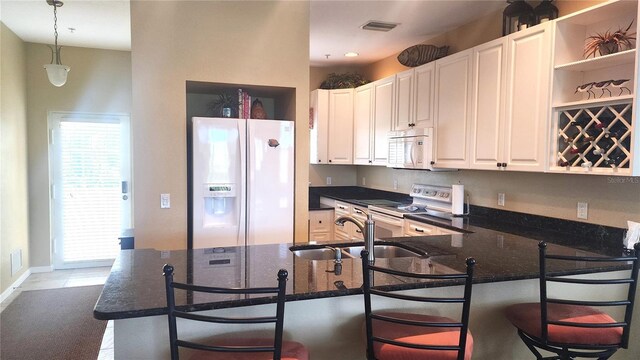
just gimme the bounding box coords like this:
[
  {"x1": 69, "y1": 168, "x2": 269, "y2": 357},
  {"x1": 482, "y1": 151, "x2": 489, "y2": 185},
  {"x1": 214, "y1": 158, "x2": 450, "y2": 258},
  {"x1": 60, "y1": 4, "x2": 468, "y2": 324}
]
[{"x1": 94, "y1": 218, "x2": 631, "y2": 320}]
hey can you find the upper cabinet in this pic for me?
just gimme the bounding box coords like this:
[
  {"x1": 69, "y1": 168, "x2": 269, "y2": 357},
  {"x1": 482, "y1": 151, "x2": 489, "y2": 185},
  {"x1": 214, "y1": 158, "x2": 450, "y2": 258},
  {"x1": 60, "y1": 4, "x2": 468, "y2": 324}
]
[
  {"x1": 433, "y1": 49, "x2": 473, "y2": 169},
  {"x1": 503, "y1": 21, "x2": 552, "y2": 172},
  {"x1": 328, "y1": 89, "x2": 355, "y2": 164},
  {"x1": 353, "y1": 83, "x2": 374, "y2": 165},
  {"x1": 310, "y1": 89, "x2": 329, "y2": 164},
  {"x1": 469, "y1": 22, "x2": 552, "y2": 172},
  {"x1": 393, "y1": 63, "x2": 435, "y2": 131},
  {"x1": 549, "y1": 0, "x2": 639, "y2": 176},
  {"x1": 372, "y1": 76, "x2": 395, "y2": 165},
  {"x1": 310, "y1": 88, "x2": 354, "y2": 165}
]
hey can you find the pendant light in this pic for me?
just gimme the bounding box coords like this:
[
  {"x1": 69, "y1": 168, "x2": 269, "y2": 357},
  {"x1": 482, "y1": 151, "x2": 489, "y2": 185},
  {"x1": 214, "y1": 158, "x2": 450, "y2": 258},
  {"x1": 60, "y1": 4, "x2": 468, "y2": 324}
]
[
  {"x1": 502, "y1": 0, "x2": 535, "y2": 36},
  {"x1": 43, "y1": 0, "x2": 70, "y2": 87}
]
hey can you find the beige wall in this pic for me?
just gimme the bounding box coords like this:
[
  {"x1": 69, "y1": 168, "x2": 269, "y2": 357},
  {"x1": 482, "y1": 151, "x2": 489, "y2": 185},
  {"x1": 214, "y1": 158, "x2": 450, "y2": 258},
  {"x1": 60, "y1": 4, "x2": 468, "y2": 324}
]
[
  {"x1": 361, "y1": 0, "x2": 606, "y2": 81},
  {"x1": 26, "y1": 44, "x2": 132, "y2": 267},
  {"x1": 358, "y1": 167, "x2": 640, "y2": 228},
  {"x1": 131, "y1": 1, "x2": 310, "y2": 249},
  {"x1": 1, "y1": 23, "x2": 30, "y2": 294}
]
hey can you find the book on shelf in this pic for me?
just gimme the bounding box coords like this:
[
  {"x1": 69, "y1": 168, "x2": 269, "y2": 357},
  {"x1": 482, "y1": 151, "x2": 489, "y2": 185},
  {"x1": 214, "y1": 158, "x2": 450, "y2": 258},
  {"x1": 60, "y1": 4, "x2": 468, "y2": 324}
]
[{"x1": 237, "y1": 89, "x2": 253, "y2": 119}]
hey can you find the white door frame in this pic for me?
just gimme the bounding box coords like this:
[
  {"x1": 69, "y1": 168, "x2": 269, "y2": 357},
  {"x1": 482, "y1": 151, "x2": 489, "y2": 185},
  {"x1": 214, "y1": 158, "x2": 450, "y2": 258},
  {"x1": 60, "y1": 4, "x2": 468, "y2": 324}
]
[{"x1": 48, "y1": 111, "x2": 132, "y2": 269}]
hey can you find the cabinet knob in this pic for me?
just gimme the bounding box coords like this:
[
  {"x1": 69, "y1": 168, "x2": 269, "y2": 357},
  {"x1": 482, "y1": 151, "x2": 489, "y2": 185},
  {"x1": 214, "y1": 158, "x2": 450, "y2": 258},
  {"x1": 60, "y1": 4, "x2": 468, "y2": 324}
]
[
  {"x1": 368, "y1": 160, "x2": 372, "y2": 163},
  {"x1": 318, "y1": 159, "x2": 322, "y2": 163},
  {"x1": 497, "y1": 162, "x2": 501, "y2": 167},
  {"x1": 329, "y1": 159, "x2": 332, "y2": 163},
  {"x1": 502, "y1": 162, "x2": 507, "y2": 168},
  {"x1": 319, "y1": 220, "x2": 322, "y2": 224},
  {"x1": 430, "y1": 161, "x2": 435, "y2": 165}
]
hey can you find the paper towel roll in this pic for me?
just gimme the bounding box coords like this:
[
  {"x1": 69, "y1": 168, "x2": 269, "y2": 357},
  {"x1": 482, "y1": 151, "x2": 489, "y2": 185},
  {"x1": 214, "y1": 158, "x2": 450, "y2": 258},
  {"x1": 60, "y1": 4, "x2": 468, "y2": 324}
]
[{"x1": 452, "y1": 184, "x2": 464, "y2": 215}]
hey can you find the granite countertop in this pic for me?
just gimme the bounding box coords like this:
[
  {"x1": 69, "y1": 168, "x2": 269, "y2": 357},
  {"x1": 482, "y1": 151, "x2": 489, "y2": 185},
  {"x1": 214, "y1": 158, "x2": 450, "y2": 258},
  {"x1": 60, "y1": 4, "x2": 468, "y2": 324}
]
[
  {"x1": 94, "y1": 226, "x2": 629, "y2": 321},
  {"x1": 94, "y1": 187, "x2": 628, "y2": 320}
]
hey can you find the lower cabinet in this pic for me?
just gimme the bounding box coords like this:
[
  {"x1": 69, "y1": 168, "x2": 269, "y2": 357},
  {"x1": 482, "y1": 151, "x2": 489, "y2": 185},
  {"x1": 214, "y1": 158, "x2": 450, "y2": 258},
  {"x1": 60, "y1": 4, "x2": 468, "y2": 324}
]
[
  {"x1": 309, "y1": 209, "x2": 334, "y2": 242},
  {"x1": 404, "y1": 219, "x2": 462, "y2": 236}
]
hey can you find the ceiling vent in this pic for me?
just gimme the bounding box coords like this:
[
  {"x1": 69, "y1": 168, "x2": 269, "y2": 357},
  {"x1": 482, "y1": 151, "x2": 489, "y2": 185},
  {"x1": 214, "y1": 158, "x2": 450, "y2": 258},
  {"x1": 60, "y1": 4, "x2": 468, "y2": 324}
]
[{"x1": 361, "y1": 21, "x2": 398, "y2": 32}]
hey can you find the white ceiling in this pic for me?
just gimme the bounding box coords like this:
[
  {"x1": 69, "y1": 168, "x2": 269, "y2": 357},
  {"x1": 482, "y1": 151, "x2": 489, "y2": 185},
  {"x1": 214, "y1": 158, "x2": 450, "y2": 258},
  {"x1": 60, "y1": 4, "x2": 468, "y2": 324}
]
[
  {"x1": 1, "y1": 0, "x2": 505, "y2": 65},
  {"x1": 1, "y1": 0, "x2": 131, "y2": 51}
]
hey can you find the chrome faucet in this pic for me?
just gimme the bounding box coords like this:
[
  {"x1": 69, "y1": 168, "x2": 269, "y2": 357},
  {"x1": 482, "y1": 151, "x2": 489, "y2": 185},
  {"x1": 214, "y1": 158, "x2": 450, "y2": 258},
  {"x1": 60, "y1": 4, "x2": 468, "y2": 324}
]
[{"x1": 335, "y1": 212, "x2": 375, "y2": 263}]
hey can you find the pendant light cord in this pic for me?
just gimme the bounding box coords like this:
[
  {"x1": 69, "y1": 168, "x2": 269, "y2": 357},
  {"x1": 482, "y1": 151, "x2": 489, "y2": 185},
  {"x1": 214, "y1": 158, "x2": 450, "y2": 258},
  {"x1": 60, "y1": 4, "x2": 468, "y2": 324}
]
[{"x1": 52, "y1": 1, "x2": 61, "y2": 64}]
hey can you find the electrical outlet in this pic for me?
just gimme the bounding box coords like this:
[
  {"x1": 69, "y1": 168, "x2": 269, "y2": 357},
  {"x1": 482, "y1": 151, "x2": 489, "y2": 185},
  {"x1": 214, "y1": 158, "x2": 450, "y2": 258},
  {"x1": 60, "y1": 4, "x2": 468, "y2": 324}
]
[
  {"x1": 393, "y1": 180, "x2": 398, "y2": 190},
  {"x1": 161, "y1": 193, "x2": 171, "y2": 209},
  {"x1": 362, "y1": 177, "x2": 366, "y2": 186},
  {"x1": 498, "y1": 193, "x2": 505, "y2": 207},
  {"x1": 577, "y1": 202, "x2": 588, "y2": 219},
  {"x1": 326, "y1": 177, "x2": 332, "y2": 185}
]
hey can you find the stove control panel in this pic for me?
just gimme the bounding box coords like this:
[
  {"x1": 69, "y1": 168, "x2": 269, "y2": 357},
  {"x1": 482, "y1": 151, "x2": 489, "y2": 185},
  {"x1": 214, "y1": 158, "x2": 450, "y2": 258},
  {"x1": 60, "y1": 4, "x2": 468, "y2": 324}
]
[{"x1": 410, "y1": 184, "x2": 452, "y2": 203}]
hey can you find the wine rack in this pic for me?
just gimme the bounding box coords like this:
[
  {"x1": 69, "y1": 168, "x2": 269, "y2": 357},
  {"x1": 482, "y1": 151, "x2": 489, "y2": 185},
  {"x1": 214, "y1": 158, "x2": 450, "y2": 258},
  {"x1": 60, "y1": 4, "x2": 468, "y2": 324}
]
[{"x1": 556, "y1": 102, "x2": 632, "y2": 170}]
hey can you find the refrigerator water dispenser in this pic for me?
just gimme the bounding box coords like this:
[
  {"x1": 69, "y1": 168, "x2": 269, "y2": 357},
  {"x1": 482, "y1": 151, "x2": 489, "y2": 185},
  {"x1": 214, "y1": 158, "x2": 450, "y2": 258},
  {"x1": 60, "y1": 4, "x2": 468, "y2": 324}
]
[{"x1": 202, "y1": 183, "x2": 237, "y2": 227}]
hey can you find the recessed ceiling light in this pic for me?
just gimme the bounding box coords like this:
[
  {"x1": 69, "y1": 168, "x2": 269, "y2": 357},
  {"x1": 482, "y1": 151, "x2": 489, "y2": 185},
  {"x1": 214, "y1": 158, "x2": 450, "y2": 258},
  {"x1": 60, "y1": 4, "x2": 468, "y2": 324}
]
[
  {"x1": 344, "y1": 52, "x2": 359, "y2": 57},
  {"x1": 361, "y1": 21, "x2": 399, "y2": 32}
]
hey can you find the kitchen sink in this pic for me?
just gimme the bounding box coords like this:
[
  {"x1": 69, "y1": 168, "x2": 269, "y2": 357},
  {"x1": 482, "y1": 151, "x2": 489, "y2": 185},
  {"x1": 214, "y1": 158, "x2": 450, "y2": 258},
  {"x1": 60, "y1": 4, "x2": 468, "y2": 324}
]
[
  {"x1": 291, "y1": 248, "x2": 355, "y2": 261},
  {"x1": 342, "y1": 245, "x2": 423, "y2": 258},
  {"x1": 291, "y1": 244, "x2": 423, "y2": 260}
]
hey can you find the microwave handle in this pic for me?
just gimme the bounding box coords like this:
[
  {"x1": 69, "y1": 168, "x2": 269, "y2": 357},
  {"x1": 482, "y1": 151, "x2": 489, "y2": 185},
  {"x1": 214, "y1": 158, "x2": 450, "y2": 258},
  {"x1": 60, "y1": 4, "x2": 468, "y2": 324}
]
[{"x1": 410, "y1": 140, "x2": 417, "y2": 167}]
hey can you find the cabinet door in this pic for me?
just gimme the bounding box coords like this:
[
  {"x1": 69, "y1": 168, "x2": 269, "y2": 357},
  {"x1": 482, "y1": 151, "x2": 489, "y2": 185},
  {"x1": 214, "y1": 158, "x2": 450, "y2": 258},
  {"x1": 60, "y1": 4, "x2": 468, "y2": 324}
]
[
  {"x1": 470, "y1": 38, "x2": 507, "y2": 170},
  {"x1": 353, "y1": 84, "x2": 373, "y2": 165},
  {"x1": 372, "y1": 76, "x2": 395, "y2": 165},
  {"x1": 327, "y1": 89, "x2": 354, "y2": 164},
  {"x1": 394, "y1": 69, "x2": 414, "y2": 130},
  {"x1": 503, "y1": 22, "x2": 551, "y2": 172},
  {"x1": 434, "y1": 49, "x2": 473, "y2": 168},
  {"x1": 309, "y1": 210, "x2": 333, "y2": 234},
  {"x1": 414, "y1": 63, "x2": 435, "y2": 128},
  {"x1": 309, "y1": 89, "x2": 329, "y2": 164}
]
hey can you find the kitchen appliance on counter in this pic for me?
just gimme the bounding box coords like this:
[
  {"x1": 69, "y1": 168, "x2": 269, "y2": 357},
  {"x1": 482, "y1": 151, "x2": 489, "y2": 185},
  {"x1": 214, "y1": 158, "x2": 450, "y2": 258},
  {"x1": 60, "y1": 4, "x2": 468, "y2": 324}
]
[
  {"x1": 191, "y1": 117, "x2": 294, "y2": 249},
  {"x1": 367, "y1": 184, "x2": 467, "y2": 238}
]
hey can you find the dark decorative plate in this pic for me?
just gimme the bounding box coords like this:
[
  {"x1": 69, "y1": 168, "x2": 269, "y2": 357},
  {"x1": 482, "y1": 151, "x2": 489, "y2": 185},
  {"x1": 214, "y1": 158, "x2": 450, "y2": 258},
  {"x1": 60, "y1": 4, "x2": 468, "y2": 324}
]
[{"x1": 397, "y1": 44, "x2": 449, "y2": 67}]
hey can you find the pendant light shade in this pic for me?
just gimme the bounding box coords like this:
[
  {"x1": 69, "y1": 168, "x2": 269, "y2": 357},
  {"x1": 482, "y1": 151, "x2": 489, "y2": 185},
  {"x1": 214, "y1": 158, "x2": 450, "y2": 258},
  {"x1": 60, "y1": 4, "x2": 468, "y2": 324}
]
[
  {"x1": 44, "y1": 0, "x2": 70, "y2": 87},
  {"x1": 44, "y1": 63, "x2": 70, "y2": 87}
]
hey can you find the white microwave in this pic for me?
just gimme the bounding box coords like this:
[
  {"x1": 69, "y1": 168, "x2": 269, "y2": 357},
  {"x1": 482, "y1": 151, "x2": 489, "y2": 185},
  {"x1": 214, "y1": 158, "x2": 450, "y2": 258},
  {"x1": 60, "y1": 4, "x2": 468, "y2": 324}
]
[{"x1": 387, "y1": 127, "x2": 434, "y2": 169}]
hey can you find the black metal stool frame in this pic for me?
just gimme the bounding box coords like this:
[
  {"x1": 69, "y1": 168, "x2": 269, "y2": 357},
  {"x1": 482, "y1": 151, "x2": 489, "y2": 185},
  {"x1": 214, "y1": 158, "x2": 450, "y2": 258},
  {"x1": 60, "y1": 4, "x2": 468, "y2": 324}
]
[
  {"x1": 361, "y1": 249, "x2": 476, "y2": 360},
  {"x1": 163, "y1": 264, "x2": 288, "y2": 360},
  {"x1": 517, "y1": 241, "x2": 640, "y2": 360}
]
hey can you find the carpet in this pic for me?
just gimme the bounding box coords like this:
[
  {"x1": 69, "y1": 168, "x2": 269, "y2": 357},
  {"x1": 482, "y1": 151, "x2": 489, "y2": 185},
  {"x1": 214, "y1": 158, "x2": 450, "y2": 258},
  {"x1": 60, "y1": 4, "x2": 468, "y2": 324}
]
[{"x1": 0, "y1": 285, "x2": 107, "y2": 360}]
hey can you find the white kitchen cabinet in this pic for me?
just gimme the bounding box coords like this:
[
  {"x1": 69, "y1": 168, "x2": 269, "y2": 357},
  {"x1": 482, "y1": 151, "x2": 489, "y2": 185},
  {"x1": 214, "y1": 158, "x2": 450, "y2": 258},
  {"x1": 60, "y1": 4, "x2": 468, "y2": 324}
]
[
  {"x1": 353, "y1": 83, "x2": 374, "y2": 165},
  {"x1": 433, "y1": 49, "x2": 473, "y2": 169},
  {"x1": 354, "y1": 77, "x2": 394, "y2": 166},
  {"x1": 404, "y1": 219, "x2": 439, "y2": 236},
  {"x1": 395, "y1": 68, "x2": 414, "y2": 130},
  {"x1": 502, "y1": 22, "x2": 552, "y2": 172},
  {"x1": 309, "y1": 89, "x2": 329, "y2": 164},
  {"x1": 470, "y1": 37, "x2": 508, "y2": 170},
  {"x1": 309, "y1": 209, "x2": 334, "y2": 242},
  {"x1": 414, "y1": 62, "x2": 436, "y2": 128},
  {"x1": 469, "y1": 22, "x2": 551, "y2": 172},
  {"x1": 393, "y1": 63, "x2": 435, "y2": 131},
  {"x1": 372, "y1": 76, "x2": 395, "y2": 165},
  {"x1": 328, "y1": 89, "x2": 354, "y2": 164}
]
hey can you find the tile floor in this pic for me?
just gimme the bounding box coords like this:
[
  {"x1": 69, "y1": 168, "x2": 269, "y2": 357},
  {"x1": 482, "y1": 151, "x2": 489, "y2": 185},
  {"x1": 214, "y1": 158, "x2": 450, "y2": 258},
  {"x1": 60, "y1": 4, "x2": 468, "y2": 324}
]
[{"x1": 0, "y1": 267, "x2": 114, "y2": 360}]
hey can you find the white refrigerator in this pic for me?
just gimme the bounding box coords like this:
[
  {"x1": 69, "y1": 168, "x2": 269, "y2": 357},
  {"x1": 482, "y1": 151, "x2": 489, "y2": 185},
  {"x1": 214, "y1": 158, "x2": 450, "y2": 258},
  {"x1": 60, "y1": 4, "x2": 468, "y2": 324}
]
[{"x1": 192, "y1": 117, "x2": 294, "y2": 248}]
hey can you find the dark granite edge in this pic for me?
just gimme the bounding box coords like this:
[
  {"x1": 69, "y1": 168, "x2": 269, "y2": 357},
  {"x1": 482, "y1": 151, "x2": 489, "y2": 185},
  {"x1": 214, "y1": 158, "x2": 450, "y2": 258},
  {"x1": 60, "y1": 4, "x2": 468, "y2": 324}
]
[{"x1": 94, "y1": 260, "x2": 631, "y2": 320}]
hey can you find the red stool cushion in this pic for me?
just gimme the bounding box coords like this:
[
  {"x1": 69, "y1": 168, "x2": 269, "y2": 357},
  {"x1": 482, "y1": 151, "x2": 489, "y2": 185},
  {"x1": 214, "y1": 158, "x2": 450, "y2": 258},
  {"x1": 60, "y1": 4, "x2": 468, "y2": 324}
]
[
  {"x1": 371, "y1": 312, "x2": 473, "y2": 360},
  {"x1": 505, "y1": 302, "x2": 623, "y2": 346},
  {"x1": 187, "y1": 338, "x2": 309, "y2": 360}
]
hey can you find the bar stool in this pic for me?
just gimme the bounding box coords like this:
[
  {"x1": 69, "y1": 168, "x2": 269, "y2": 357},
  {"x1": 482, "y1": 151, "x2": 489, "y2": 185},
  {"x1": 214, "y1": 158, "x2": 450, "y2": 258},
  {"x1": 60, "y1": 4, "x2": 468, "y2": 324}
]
[
  {"x1": 360, "y1": 250, "x2": 476, "y2": 360},
  {"x1": 163, "y1": 264, "x2": 309, "y2": 360},
  {"x1": 505, "y1": 242, "x2": 640, "y2": 359}
]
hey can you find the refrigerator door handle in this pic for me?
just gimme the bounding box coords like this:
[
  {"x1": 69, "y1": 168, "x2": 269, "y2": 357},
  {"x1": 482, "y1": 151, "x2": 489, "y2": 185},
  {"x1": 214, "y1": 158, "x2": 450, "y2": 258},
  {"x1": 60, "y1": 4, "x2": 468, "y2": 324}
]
[{"x1": 238, "y1": 119, "x2": 247, "y2": 246}]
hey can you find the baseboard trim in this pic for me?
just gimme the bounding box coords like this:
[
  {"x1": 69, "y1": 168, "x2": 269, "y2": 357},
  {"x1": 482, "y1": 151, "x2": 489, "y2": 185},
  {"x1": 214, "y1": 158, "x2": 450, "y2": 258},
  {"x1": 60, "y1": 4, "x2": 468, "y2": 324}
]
[
  {"x1": 30, "y1": 265, "x2": 54, "y2": 273},
  {"x1": 0, "y1": 268, "x2": 32, "y2": 303}
]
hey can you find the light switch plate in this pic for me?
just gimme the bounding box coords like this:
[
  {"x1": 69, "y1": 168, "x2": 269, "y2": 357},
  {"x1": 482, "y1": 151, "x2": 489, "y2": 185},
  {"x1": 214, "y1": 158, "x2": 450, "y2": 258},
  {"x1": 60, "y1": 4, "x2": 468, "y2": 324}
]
[
  {"x1": 393, "y1": 180, "x2": 398, "y2": 190},
  {"x1": 161, "y1": 193, "x2": 170, "y2": 209},
  {"x1": 326, "y1": 177, "x2": 332, "y2": 185},
  {"x1": 498, "y1": 193, "x2": 505, "y2": 206}
]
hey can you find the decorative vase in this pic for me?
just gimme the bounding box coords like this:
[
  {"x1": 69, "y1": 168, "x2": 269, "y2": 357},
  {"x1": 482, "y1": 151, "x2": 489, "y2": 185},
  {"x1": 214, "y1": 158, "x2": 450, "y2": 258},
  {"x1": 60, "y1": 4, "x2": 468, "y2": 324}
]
[
  {"x1": 598, "y1": 41, "x2": 618, "y2": 56},
  {"x1": 222, "y1": 107, "x2": 232, "y2": 118}
]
